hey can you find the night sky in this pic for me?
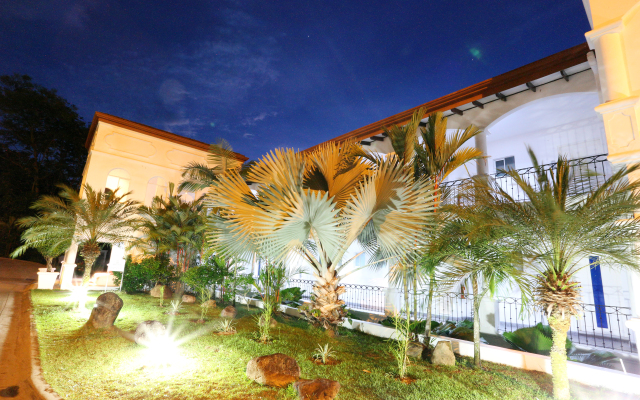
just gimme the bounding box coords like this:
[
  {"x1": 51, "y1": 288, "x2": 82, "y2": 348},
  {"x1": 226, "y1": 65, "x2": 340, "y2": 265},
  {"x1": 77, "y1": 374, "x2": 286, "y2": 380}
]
[{"x1": 1, "y1": 1, "x2": 591, "y2": 160}]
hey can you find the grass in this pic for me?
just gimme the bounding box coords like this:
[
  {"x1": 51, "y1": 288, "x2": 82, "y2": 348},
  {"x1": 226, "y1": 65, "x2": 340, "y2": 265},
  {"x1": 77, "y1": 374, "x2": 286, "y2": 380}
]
[{"x1": 30, "y1": 290, "x2": 629, "y2": 400}]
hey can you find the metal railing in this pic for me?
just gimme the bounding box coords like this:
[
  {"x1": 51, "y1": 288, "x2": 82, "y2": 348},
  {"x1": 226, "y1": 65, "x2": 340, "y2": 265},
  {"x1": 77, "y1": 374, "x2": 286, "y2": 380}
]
[
  {"x1": 284, "y1": 278, "x2": 636, "y2": 354},
  {"x1": 497, "y1": 297, "x2": 636, "y2": 353},
  {"x1": 440, "y1": 154, "x2": 612, "y2": 204}
]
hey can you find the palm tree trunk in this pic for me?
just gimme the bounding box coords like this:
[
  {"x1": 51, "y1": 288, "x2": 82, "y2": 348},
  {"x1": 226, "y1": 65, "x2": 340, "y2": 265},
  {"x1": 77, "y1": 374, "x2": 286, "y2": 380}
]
[
  {"x1": 423, "y1": 271, "x2": 435, "y2": 339},
  {"x1": 310, "y1": 269, "x2": 346, "y2": 329},
  {"x1": 548, "y1": 310, "x2": 572, "y2": 400},
  {"x1": 472, "y1": 276, "x2": 481, "y2": 368},
  {"x1": 403, "y1": 267, "x2": 409, "y2": 316},
  {"x1": 412, "y1": 262, "x2": 418, "y2": 322},
  {"x1": 80, "y1": 243, "x2": 101, "y2": 287},
  {"x1": 45, "y1": 257, "x2": 53, "y2": 273}
]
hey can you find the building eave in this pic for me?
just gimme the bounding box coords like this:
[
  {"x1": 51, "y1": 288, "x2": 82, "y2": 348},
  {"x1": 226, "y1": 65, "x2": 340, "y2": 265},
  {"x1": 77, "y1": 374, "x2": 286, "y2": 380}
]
[
  {"x1": 304, "y1": 42, "x2": 591, "y2": 152},
  {"x1": 85, "y1": 112, "x2": 249, "y2": 162}
]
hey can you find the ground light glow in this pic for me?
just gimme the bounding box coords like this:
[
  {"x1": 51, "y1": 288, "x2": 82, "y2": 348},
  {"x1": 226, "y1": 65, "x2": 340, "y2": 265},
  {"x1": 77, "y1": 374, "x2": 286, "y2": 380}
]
[{"x1": 66, "y1": 285, "x2": 91, "y2": 316}]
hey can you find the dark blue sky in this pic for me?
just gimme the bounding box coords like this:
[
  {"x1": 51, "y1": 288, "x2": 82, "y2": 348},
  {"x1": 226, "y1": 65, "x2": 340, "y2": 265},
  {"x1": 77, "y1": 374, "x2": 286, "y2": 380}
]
[{"x1": 0, "y1": 1, "x2": 591, "y2": 160}]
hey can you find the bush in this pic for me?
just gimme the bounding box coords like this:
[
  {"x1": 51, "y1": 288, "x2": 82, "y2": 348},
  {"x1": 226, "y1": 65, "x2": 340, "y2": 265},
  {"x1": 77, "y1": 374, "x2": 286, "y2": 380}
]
[
  {"x1": 280, "y1": 287, "x2": 305, "y2": 306},
  {"x1": 113, "y1": 257, "x2": 175, "y2": 294},
  {"x1": 502, "y1": 323, "x2": 572, "y2": 355}
]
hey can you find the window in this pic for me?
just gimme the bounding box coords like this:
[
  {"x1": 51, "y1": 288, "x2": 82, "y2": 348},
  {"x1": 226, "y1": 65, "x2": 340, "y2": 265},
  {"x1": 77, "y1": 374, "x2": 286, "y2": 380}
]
[
  {"x1": 105, "y1": 169, "x2": 130, "y2": 195},
  {"x1": 145, "y1": 177, "x2": 168, "y2": 205},
  {"x1": 495, "y1": 156, "x2": 515, "y2": 177}
]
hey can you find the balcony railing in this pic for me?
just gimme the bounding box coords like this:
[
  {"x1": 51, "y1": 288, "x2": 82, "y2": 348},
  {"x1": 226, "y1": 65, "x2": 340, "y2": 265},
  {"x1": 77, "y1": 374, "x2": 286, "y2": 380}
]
[
  {"x1": 284, "y1": 278, "x2": 636, "y2": 354},
  {"x1": 440, "y1": 154, "x2": 612, "y2": 204}
]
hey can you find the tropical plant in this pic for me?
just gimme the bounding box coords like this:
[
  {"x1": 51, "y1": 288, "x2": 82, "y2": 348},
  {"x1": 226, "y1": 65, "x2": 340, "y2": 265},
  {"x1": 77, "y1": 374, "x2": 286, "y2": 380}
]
[
  {"x1": 280, "y1": 287, "x2": 305, "y2": 306},
  {"x1": 373, "y1": 108, "x2": 482, "y2": 333},
  {"x1": 169, "y1": 300, "x2": 182, "y2": 315},
  {"x1": 12, "y1": 184, "x2": 140, "y2": 286},
  {"x1": 389, "y1": 310, "x2": 413, "y2": 379},
  {"x1": 439, "y1": 209, "x2": 530, "y2": 367},
  {"x1": 115, "y1": 257, "x2": 175, "y2": 294},
  {"x1": 179, "y1": 139, "x2": 252, "y2": 193},
  {"x1": 180, "y1": 259, "x2": 224, "y2": 300},
  {"x1": 220, "y1": 259, "x2": 248, "y2": 305},
  {"x1": 11, "y1": 215, "x2": 70, "y2": 271},
  {"x1": 313, "y1": 343, "x2": 336, "y2": 364},
  {"x1": 502, "y1": 323, "x2": 572, "y2": 355},
  {"x1": 213, "y1": 318, "x2": 236, "y2": 334},
  {"x1": 473, "y1": 149, "x2": 640, "y2": 399},
  {"x1": 206, "y1": 142, "x2": 437, "y2": 330},
  {"x1": 431, "y1": 320, "x2": 474, "y2": 341},
  {"x1": 133, "y1": 183, "x2": 205, "y2": 276},
  {"x1": 250, "y1": 263, "x2": 288, "y2": 342}
]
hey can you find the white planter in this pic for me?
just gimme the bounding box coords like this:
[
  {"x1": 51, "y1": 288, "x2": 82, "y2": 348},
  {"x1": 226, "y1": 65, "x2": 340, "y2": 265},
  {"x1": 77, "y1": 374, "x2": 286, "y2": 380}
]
[
  {"x1": 37, "y1": 271, "x2": 59, "y2": 290},
  {"x1": 38, "y1": 268, "x2": 48, "y2": 272}
]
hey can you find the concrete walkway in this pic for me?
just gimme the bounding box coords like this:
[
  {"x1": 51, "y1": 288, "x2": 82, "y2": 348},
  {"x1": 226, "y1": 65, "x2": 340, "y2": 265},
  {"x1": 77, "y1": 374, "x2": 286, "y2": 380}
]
[{"x1": 0, "y1": 257, "x2": 44, "y2": 399}]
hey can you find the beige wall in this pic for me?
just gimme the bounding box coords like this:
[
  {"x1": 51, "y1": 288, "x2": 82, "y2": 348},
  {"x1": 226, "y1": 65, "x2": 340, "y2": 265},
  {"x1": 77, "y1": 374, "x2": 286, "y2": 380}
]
[{"x1": 81, "y1": 121, "x2": 209, "y2": 203}]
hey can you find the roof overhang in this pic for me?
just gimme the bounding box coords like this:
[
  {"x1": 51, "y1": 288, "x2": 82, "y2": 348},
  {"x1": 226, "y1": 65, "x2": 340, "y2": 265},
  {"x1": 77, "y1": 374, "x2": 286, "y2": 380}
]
[
  {"x1": 305, "y1": 42, "x2": 591, "y2": 152},
  {"x1": 86, "y1": 112, "x2": 249, "y2": 162}
]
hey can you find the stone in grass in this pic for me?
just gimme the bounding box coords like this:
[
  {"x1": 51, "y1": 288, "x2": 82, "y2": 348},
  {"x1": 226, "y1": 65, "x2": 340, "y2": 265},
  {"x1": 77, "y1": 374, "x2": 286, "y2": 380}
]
[
  {"x1": 87, "y1": 292, "x2": 123, "y2": 329},
  {"x1": 407, "y1": 341, "x2": 427, "y2": 359},
  {"x1": 182, "y1": 294, "x2": 196, "y2": 303},
  {"x1": 293, "y1": 379, "x2": 340, "y2": 400},
  {"x1": 258, "y1": 314, "x2": 277, "y2": 328},
  {"x1": 149, "y1": 284, "x2": 173, "y2": 299},
  {"x1": 134, "y1": 320, "x2": 166, "y2": 346},
  {"x1": 202, "y1": 299, "x2": 216, "y2": 308},
  {"x1": 220, "y1": 305, "x2": 237, "y2": 318},
  {"x1": 431, "y1": 341, "x2": 456, "y2": 366},
  {"x1": 246, "y1": 353, "x2": 300, "y2": 387}
]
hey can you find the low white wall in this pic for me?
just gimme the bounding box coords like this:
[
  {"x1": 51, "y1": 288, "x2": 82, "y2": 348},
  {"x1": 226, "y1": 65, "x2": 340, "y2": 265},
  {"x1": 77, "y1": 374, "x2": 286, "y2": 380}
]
[{"x1": 238, "y1": 296, "x2": 640, "y2": 395}]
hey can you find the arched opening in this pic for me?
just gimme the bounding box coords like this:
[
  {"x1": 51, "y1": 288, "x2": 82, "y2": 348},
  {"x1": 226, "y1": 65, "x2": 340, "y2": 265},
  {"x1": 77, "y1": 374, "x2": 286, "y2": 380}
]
[
  {"x1": 144, "y1": 176, "x2": 168, "y2": 205},
  {"x1": 105, "y1": 168, "x2": 131, "y2": 195}
]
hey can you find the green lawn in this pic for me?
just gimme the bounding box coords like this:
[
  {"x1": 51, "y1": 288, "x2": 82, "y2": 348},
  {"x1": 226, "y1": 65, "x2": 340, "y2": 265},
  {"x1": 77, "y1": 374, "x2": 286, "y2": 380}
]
[{"x1": 30, "y1": 290, "x2": 626, "y2": 400}]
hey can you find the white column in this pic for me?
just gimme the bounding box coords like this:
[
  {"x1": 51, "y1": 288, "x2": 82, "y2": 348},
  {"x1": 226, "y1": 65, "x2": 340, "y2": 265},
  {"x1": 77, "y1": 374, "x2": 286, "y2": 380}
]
[
  {"x1": 60, "y1": 242, "x2": 78, "y2": 290},
  {"x1": 107, "y1": 244, "x2": 126, "y2": 272},
  {"x1": 586, "y1": 22, "x2": 630, "y2": 102},
  {"x1": 474, "y1": 130, "x2": 488, "y2": 175}
]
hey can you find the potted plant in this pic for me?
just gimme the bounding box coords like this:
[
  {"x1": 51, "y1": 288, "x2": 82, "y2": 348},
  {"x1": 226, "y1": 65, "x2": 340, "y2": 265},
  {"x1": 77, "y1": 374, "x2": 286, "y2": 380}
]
[{"x1": 11, "y1": 226, "x2": 69, "y2": 289}]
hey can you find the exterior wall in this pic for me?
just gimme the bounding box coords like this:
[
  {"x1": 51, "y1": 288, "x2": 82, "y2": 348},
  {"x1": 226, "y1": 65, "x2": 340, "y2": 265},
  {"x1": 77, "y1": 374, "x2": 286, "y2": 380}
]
[
  {"x1": 60, "y1": 120, "x2": 213, "y2": 289},
  {"x1": 81, "y1": 120, "x2": 208, "y2": 203}
]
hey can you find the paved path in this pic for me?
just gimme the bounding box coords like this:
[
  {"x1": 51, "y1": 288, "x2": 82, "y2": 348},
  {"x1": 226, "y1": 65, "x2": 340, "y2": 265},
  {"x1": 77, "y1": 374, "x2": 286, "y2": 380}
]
[{"x1": 0, "y1": 257, "x2": 44, "y2": 399}]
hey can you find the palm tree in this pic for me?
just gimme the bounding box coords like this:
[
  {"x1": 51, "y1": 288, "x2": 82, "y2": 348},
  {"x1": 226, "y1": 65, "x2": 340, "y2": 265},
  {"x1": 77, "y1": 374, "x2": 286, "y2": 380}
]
[
  {"x1": 377, "y1": 108, "x2": 482, "y2": 326},
  {"x1": 439, "y1": 208, "x2": 530, "y2": 368},
  {"x1": 474, "y1": 149, "x2": 640, "y2": 399},
  {"x1": 133, "y1": 183, "x2": 206, "y2": 275},
  {"x1": 11, "y1": 215, "x2": 71, "y2": 271},
  {"x1": 15, "y1": 184, "x2": 140, "y2": 285},
  {"x1": 206, "y1": 142, "x2": 437, "y2": 329},
  {"x1": 179, "y1": 139, "x2": 253, "y2": 193}
]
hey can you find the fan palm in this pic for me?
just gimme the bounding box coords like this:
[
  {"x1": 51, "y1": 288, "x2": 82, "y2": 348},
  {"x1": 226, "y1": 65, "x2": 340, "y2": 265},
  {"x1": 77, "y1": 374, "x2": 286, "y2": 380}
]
[
  {"x1": 206, "y1": 142, "x2": 438, "y2": 329},
  {"x1": 474, "y1": 149, "x2": 640, "y2": 399},
  {"x1": 14, "y1": 184, "x2": 140, "y2": 285}
]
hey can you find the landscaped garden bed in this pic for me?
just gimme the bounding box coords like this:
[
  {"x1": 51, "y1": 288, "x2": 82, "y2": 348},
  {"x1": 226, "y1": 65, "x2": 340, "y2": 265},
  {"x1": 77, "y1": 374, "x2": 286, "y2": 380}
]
[{"x1": 31, "y1": 290, "x2": 632, "y2": 400}]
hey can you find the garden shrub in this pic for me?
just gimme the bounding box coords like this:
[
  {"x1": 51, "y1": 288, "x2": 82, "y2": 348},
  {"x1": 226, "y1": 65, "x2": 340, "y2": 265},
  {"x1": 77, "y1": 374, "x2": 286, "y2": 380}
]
[
  {"x1": 113, "y1": 257, "x2": 174, "y2": 294},
  {"x1": 280, "y1": 287, "x2": 305, "y2": 306},
  {"x1": 502, "y1": 323, "x2": 572, "y2": 355}
]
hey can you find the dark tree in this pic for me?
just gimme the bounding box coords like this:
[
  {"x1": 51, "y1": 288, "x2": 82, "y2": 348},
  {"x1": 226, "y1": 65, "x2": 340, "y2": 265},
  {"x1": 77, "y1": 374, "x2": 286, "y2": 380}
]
[{"x1": 0, "y1": 74, "x2": 88, "y2": 257}]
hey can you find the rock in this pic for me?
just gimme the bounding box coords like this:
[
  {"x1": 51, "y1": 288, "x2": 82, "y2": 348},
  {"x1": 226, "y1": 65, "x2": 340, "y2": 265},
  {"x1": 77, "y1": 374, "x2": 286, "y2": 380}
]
[
  {"x1": 246, "y1": 353, "x2": 300, "y2": 387},
  {"x1": 220, "y1": 305, "x2": 237, "y2": 318},
  {"x1": 202, "y1": 299, "x2": 216, "y2": 308},
  {"x1": 182, "y1": 294, "x2": 196, "y2": 303},
  {"x1": 87, "y1": 292, "x2": 123, "y2": 329},
  {"x1": 134, "y1": 320, "x2": 166, "y2": 346},
  {"x1": 150, "y1": 284, "x2": 172, "y2": 299},
  {"x1": 431, "y1": 341, "x2": 456, "y2": 366},
  {"x1": 259, "y1": 315, "x2": 277, "y2": 328},
  {"x1": 293, "y1": 379, "x2": 341, "y2": 400},
  {"x1": 407, "y1": 341, "x2": 427, "y2": 359}
]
